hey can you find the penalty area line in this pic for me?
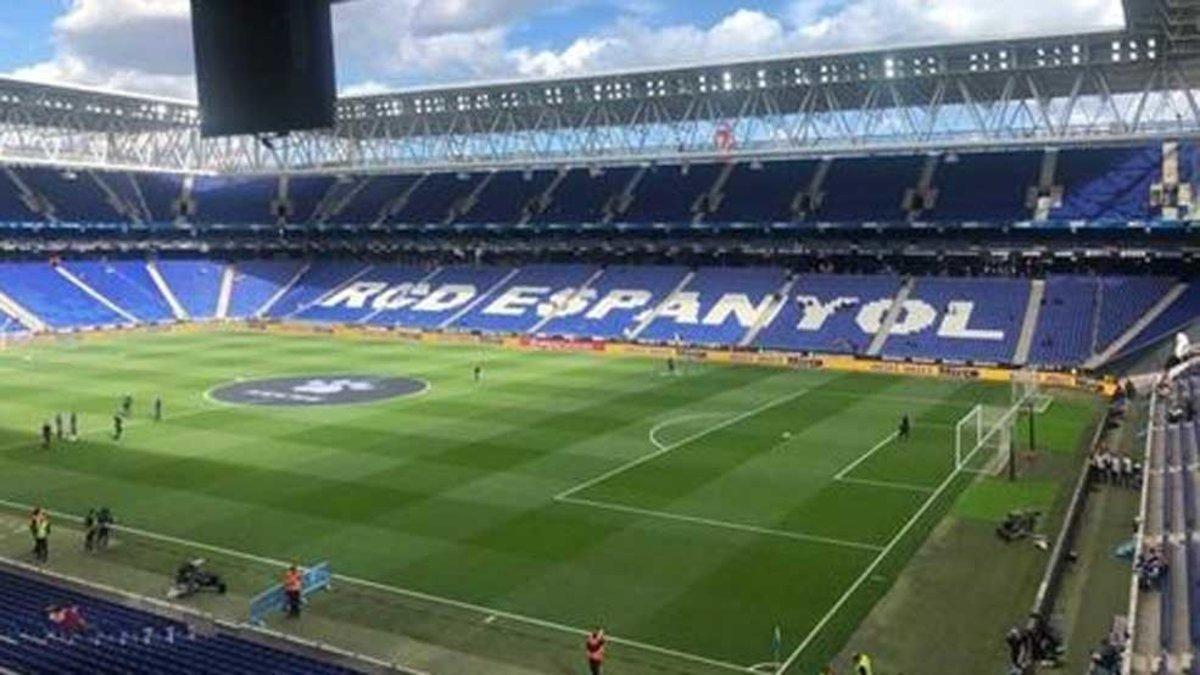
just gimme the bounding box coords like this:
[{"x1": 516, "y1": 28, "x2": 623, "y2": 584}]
[
  {"x1": 0, "y1": 498, "x2": 750, "y2": 674},
  {"x1": 557, "y1": 386, "x2": 821, "y2": 501},
  {"x1": 556, "y1": 495, "x2": 883, "y2": 553}
]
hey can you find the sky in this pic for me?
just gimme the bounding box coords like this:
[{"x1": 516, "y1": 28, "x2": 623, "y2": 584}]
[{"x1": 0, "y1": 0, "x2": 1127, "y2": 101}]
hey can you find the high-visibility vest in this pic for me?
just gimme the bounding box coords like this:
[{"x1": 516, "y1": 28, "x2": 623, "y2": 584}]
[
  {"x1": 33, "y1": 516, "x2": 49, "y2": 539},
  {"x1": 855, "y1": 654, "x2": 874, "y2": 675},
  {"x1": 586, "y1": 634, "x2": 606, "y2": 663},
  {"x1": 283, "y1": 570, "x2": 302, "y2": 593}
]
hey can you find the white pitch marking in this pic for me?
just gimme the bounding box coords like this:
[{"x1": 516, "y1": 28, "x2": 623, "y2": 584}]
[
  {"x1": 557, "y1": 495, "x2": 882, "y2": 553},
  {"x1": 832, "y1": 432, "x2": 899, "y2": 481},
  {"x1": 647, "y1": 413, "x2": 728, "y2": 451},
  {"x1": 557, "y1": 385, "x2": 822, "y2": 500},
  {"x1": 835, "y1": 477, "x2": 935, "y2": 494},
  {"x1": 0, "y1": 497, "x2": 751, "y2": 674}
]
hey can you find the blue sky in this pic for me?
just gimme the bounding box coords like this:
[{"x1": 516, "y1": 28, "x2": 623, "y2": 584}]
[{"x1": 0, "y1": 0, "x2": 1126, "y2": 100}]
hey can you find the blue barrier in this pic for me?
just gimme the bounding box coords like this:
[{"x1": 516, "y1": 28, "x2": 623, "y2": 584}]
[{"x1": 248, "y1": 561, "x2": 332, "y2": 625}]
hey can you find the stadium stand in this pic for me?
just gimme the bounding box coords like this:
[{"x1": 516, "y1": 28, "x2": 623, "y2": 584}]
[
  {"x1": 154, "y1": 260, "x2": 225, "y2": 320},
  {"x1": 1095, "y1": 277, "x2": 1177, "y2": 352},
  {"x1": 64, "y1": 260, "x2": 175, "y2": 323},
  {"x1": 1115, "y1": 282, "x2": 1200, "y2": 360},
  {"x1": 295, "y1": 264, "x2": 430, "y2": 324},
  {"x1": 459, "y1": 170, "x2": 557, "y2": 224},
  {"x1": 1051, "y1": 145, "x2": 1161, "y2": 221},
  {"x1": 192, "y1": 176, "x2": 279, "y2": 225},
  {"x1": 131, "y1": 173, "x2": 183, "y2": 224},
  {"x1": 537, "y1": 265, "x2": 690, "y2": 339},
  {"x1": 0, "y1": 172, "x2": 41, "y2": 223},
  {"x1": 452, "y1": 264, "x2": 599, "y2": 333},
  {"x1": 623, "y1": 164, "x2": 723, "y2": 223},
  {"x1": 927, "y1": 151, "x2": 1040, "y2": 222},
  {"x1": 266, "y1": 262, "x2": 369, "y2": 318},
  {"x1": 0, "y1": 568, "x2": 356, "y2": 675},
  {"x1": 228, "y1": 260, "x2": 307, "y2": 319},
  {"x1": 711, "y1": 160, "x2": 818, "y2": 223},
  {"x1": 1028, "y1": 276, "x2": 1099, "y2": 367},
  {"x1": 335, "y1": 175, "x2": 419, "y2": 225},
  {"x1": 389, "y1": 173, "x2": 474, "y2": 224},
  {"x1": 754, "y1": 275, "x2": 902, "y2": 355},
  {"x1": 283, "y1": 176, "x2": 337, "y2": 224},
  {"x1": 369, "y1": 265, "x2": 513, "y2": 329},
  {"x1": 529, "y1": 167, "x2": 637, "y2": 224},
  {"x1": 817, "y1": 156, "x2": 922, "y2": 223},
  {"x1": 640, "y1": 267, "x2": 788, "y2": 345},
  {"x1": 881, "y1": 277, "x2": 1031, "y2": 364},
  {"x1": 16, "y1": 167, "x2": 124, "y2": 224},
  {"x1": 0, "y1": 262, "x2": 127, "y2": 330}
]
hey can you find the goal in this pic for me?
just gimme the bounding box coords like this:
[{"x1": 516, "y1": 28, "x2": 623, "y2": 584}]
[{"x1": 955, "y1": 380, "x2": 1044, "y2": 475}]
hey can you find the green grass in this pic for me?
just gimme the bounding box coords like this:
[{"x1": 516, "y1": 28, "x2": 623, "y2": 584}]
[{"x1": 0, "y1": 329, "x2": 1098, "y2": 673}]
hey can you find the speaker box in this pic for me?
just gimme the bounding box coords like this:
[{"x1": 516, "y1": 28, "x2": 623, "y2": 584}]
[{"x1": 191, "y1": 0, "x2": 336, "y2": 137}]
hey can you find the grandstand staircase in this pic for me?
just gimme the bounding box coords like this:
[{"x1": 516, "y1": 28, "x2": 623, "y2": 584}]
[
  {"x1": 739, "y1": 276, "x2": 796, "y2": 347},
  {"x1": 289, "y1": 265, "x2": 375, "y2": 319},
  {"x1": 439, "y1": 268, "x2": 521, "y2": 330},
  {"x1": 866, "y1": 278, "x2": 916, "y2": 356},
  {"x1": 55, "y1": 265, "x2": 140, "y2": 324},
  {"x1": 146, "y1": 261, "x2": 189, "y2": 320},
  {"x1": 1085, "y1": 282, "x2": 1189, "y2": 369},
  {"x1": 215, "y1": 264, "x2": 235, "y2": 319},
  {"x1": 446, "y1": 173, "x2": 494, "y2": 225},
  {"x1": 0, "y1": 291, "x2": 47, "y2": 333},
  {"x1": 3, "y1": 167, "x2": 52, "y2": 223},
  {"x1": 692, "y1": 161, "x2": 736, "y2": 224},
  {"x1": 122, "y1": 172, "x2": 154, "y2": 224},
  {"x1": 627, "y1": 270, "x2": 696, "y2": 340},
  {"x1": 256, "y1": 262, "x2": 311, "y2": 317},
  {"x1": 602, "y1": 167, "x2": 647, "y2": 224},
  {"x1": 382, "y1": 175, "x2": 428, "y2": 224},
  {"x1": 89, "y1": 171, "x2": 142, "y2": 224},
  {"x1": 520, "y1": 167, "x2": 569, "y2": 225},
  {"x1": 792, "y1": 159, "x2": 832, "y2": 220},
  {"x1": 527, "y1": 268, "x2": 606, "y2": 335},
  {"x1": 1012, "y1": 279, "x2": 1046, "y2": 366},
  {"x1": 316, "y1": 177, "x2": 371, "y2": 224}
]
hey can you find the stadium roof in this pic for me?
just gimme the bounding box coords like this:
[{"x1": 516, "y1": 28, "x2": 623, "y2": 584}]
[{"x1": 0, "y1": 0, "x2": 1197, "y2": 173}]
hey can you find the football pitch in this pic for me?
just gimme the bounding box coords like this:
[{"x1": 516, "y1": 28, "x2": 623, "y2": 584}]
[{"x1": 0, "y1": 329, "x2": 1095, "y2": 673}]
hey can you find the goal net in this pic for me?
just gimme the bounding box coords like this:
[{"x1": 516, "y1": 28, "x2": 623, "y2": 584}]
[{"x1": 954, "y1": 380, "x2": 1041, "y2": 475}]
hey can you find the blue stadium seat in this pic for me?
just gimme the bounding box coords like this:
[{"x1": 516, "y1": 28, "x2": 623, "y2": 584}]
[
  {"x1": 65, "y1": 260, "x2": 175, "y2": 323},
  {"x1": 193, "y1": 176, "x2": 280, "y2": 225},
  {"x1": 452, "y1": 264, "x2": 601, "y2": 333},
  {"x1": 754, "y1": 275, "x2": 901, "y2": 355},
  {"x1": 537, "y1": 265, "x2": 690, "y2": 339},
  {"x1": 0, "y1": 262, "x2": 128, "y2": 329},
  {"x1": 640, "y1": 267, "x2": 788, "y2": 345},
  {"x1": 155, "y1": 260, "x2": 226, "y2": 320},
  {"x1": 1028, "y1": 276, "x2": 1098, "y2": 367},
  {"x1": 881, "y1": 277, "x2": 1030, "y2": 363},
  {"x1": 1051, "y1": 145, "x2": 1160, "y2": 221},
  {"x1": 228, "y1": 260, "x2": 307, "y2": 319},
  {"x1": 368, "y1": 265, "x2": 514, "y2": 329}
]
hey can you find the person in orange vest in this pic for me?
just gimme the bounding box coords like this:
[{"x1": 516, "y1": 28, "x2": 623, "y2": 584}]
[
  {"x1": 585, "y1": 627, "x2": 606, "y2": 675},
  {"x1": 282, "y1": 564, "x2": 303, "y2": 618}
]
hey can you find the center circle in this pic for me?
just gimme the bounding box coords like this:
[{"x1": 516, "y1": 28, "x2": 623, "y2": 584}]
[{"x1": 208, "y1": 375, "x2": 429, "y2": 407}]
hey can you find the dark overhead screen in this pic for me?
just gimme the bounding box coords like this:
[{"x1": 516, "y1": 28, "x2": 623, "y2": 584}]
[{"x1": 190, "y1": 0, "x2": 337, "y2": 138}]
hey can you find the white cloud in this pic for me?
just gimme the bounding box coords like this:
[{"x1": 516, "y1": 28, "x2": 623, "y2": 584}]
[
  {"x1": 11, "y1": 0, "x2": 195, "y2": 100},
  {"x1": 8, "y1": 0, "x2": 1127, "y2": 99}
]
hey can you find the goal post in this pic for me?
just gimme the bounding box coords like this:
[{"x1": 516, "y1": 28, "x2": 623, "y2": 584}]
[{"x1": 954, "y1": 389, "x2": 1037, "y2": 476}]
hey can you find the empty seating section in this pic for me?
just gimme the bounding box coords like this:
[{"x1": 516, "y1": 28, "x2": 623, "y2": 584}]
[
  {"x1": 1118, "y1": 282, "x2": 1200, "y2": 359},
  {"x1": 928, "y1": 152, "x2": 1039, "y2": 221},
  {"x1": 538, "y1": 265, "x2": 689, "y2": 339},
  {"x1": 712, "y1": 161, "x2": 815, "y2": 223},
  {"x1": 193, "y1": 176, "x2": 278, "y2": 224},
  {"x1": 1028, "y1": 276, "x2": 1098, "y2": 367},
  {"x1": 285, "y1": 176, "x2": 336, "y2": 223},
  {"x1": 390, "y1": 173, "x2": 474, "y2": 224},
  {"x1": 460, "y1": 171, "x2": 556, "y2": 223},
  {"x1": 1095, "y1": 276, "x2": 1176, "y2": 351},
  {"x1": 623, "y1": 164, "x2": 721, "y2": 223},
  {"x1": 1133, "y1": 369, "x2": 1200, "y2": 668},
  {"x1": 17, "y1": 167, "x2": 123, "y2": 223},
  {"x1": 131, "y1": 173, "x2": 182, "y2": 223},
  {"x1": 370, "y1": 265, "x2": 512, "y2": 329},
  {"x1": 100, "y1": 172, "x2": 151, "y2": 223},
  {"x1": 453, "y1": 264, "x2": 599, "y2": 333},
  {"x1": 0, "y1": 569, "x2": 355, "y2": 674},
  {"x1": 65, "y1": 261, "x2": 174, "y2": 323},
  {"x1": 0, "y1": 173, "x2": 39, "y2": 222},
  {"x1": 0, "y1": 309, "x2": 25, "y2": 333},
  {"x1": 641, "y1": 267, "x2": 787, "y2": 345},
  {"x1": 295, "y1": 264, "x2": 430, "y2": 323},
  {"x1": 228, "y1": 260, "x2": 306, "y2": 318},
  {"x1": 1051, "y1": 145, "x2": 1160, "y2": 221},
  {"x1": 0, "y1": 262, "x2": 126, "y2": 329},
  {"x1": 155, "y1": 260, "x2": 224, "y2": 320},
  {"x1": 817, "y1": 156, "x2": 921, "y2": 222},
  {"x1": 336, "y1": 175, "x2": 419, "y2": 224},
  {"x1": 531, "y1": 167, "x2": 634, "y2": 223},
  {"x1": 754, "y1": 275, "x2": 900, "y2": 354},
  {"x1": 882, "y1": 277, "x2": 1029, "y2": 363},
  {"x1": 266, "y1": 262, "x2": 367, "y2": 318}
]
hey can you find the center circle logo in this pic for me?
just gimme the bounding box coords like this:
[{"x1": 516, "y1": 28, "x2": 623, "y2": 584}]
[{"x1": 209, "y1": 375, "x2": 428, "y2": 407}]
